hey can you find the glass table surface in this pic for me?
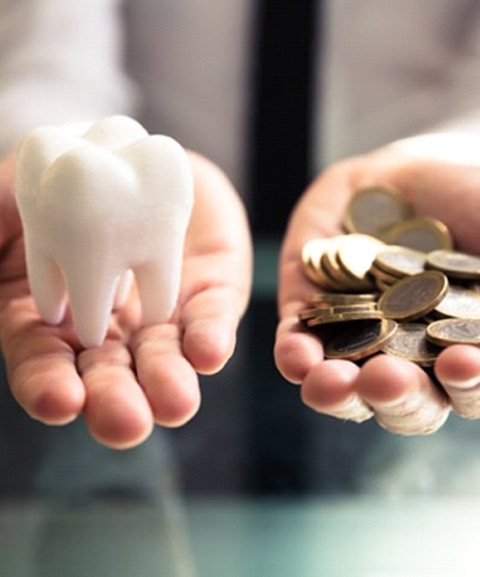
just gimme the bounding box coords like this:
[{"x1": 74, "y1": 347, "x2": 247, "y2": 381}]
[
  {"x1": 2, "y1": 239, "x2": 480, "y2": 577},
  {"x1": 2, "y1": 495, "x2": 480, "y2": 577}
]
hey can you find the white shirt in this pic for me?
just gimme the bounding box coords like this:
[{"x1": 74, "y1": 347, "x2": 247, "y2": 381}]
[{"x1": 2, "y1": 0, "x2": 480, "y2": 195}]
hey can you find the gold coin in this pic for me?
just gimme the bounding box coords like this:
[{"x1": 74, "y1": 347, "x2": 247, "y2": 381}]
[
  {"x1": 303, "y1": 254, "x2": 323, "y2": 285},
  {"x1": 302, "y1": 239, "x2": 330, "y2": 286},
  {"x1": 369, "y1": 263, "x2": 402, "y2": 284},
  {"x1": 299, "y1": 307, "x2": 329, "y2": 321},
  {"x1": 381, "y1": 322, "x2": 442, "y2": 366},
  {"x1": 381, "y1": 217, "x2": 453, "y2": 252},
  {"x1": 301, "y1": 303, "x2": 377, "y2": 322},
  {"x1": 426, "y1": 249, "x2": 480, "y2": 280},
  {"x1": 317, "y1": 254, "x2": 349, "y2": 291},
  {"x1": 306, "y1": 292, "x2": 378, "y2": 306},
  {"x1": 320, "y1": 252, "x2": 360, "y2": 291},
  {"x1": 330, "y1": 303, "x2": 378, "y2": 314},
  {"x1": 307, "y1": 309, "x2": 383, "y2": 328},
  {"x1": 426, "y1": 318, "x2": 480, "y2": 347},
  {"x1": 302, "y1": 238, "x2": 329, "y2": 268},
  {"x1": 434, "y1": 285, "x2": 480, "y2": 319},
  {"x1": 374, "y1": 277, "x2": 396, "y2": 293},
  {"x1": 373, "y1": 246, "x2": 427, "y2": 277},
  {"x1": 324, "y1": 319, "x2": 398, "y2": 361},
  {"x1": 344, "y1": 185, "x2": 412, "y2": 236},
  {"x1": 336, "y1": 233, "x2": 386, "y2": 282},
  {"x1": 378, "y1": 271, "x2": 449, "y2": 321},
  {"x1": 319, "y1": 235, "x2": 376, "y2": 291}
]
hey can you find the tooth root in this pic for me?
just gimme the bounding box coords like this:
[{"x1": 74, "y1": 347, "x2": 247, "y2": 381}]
[
  {"x1": 134, "y1": 250, "x2": 183, "y2": 326},
  {"x1": 113, "y1": 270, "x2": 134, "y2": 310},
  {"x1": 25, "y1": 245, "x2": 66, "y2": 324},
  {"x1": 62, "y1": 265, "x2": 117, "y2": 349}
]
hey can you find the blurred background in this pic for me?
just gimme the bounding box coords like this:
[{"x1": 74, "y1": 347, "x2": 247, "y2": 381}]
[{"x1": 2, "y1": 0, "x2": 480, "y2": 575}]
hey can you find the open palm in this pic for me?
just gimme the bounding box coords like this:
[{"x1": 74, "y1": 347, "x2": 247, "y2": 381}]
[
  {"x1": 275, "y1": 140, "x2": 480, "y2": 435},
  {"x1": 0, "y1": 152, "x2": 252, "y2": 449}
]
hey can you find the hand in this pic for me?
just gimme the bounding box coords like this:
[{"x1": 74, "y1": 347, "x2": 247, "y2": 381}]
[
  {"x1": 275, "y1": 136, "x2": 480, "y2": 435},
  {"x1": 0, "y1": 152, "x2": 252, "y2": 449}
]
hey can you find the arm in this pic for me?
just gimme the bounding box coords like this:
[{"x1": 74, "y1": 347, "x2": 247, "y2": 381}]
[{"x1": 275, "y1": 2, "x2": 480, "y2": 434}]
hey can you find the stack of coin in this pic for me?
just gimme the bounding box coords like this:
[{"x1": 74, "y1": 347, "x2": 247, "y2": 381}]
[
  {"x1": 302, "y1": 233, "x2": 386, "y2": 292},
  {"x1": 299, "y1": 185, "x2": 480, "y2": 365}
]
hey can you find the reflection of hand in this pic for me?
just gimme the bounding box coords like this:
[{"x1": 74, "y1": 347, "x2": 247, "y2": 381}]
[
  {"x1": 275, "y1": 142, "x2": 480, "y2": 435},
  {"x1": 0, "y1": 152, "x2": 252, "y2": 449}
]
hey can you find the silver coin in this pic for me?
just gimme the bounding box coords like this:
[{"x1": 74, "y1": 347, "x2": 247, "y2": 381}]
[
  {"x1": 435, "y1": 285, "x2": 480, "y2": 319},
  {"x1": 345, "y1": 185, "x2": 412, "y2": 237},
  {"x1": 426, "y1": 318, "x2": 480, "y2": 346},
  {"x1": 374, "y1": 246, "x2": 427, "y2": 277},
  {"x1": 381, "y1": 322, "x2": 442, "y2": 366},
  {"x1": 382, "y1": 217, "x2": 453, "y2": 252},
  {"x1": 427, "y1": 250, "x2": 480, "y2": 280}
]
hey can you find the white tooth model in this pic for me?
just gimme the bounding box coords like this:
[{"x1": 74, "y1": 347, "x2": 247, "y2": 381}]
[{"x1": 15, "y1": 115, "x2": 194, "y2": 348}]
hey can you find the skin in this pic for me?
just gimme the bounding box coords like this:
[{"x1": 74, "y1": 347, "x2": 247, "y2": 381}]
[
  {"x1": 275, "y1": 146, "x2": 480, "y2": 435},
  {"x1": 0, "y1": 152, "x2": 253, "y2": 449},
  {"x1": 3, "y1": 141, "x2": 480, "y2": 445}
]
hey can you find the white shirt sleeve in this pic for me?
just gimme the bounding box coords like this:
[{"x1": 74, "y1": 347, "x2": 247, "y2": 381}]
[
  {"x1": 0, "y1": 0, "x2": 138, "y2": 156},
  {"x1": 390, "y1": 5, "x2": 480, "y2": 165}
]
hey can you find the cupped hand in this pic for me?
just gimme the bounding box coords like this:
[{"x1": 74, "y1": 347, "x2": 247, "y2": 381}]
[
  {"x1": 0, "y1": 152, "x2": 252, "y2": 449},
  {"x1": 275, "y1": 135, "x2": 480, "y2": 435}
]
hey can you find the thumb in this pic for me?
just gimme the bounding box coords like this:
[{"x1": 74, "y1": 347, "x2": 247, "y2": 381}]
[{"x1": 0, "y1": 154, "x2": 22, "y2": 246}]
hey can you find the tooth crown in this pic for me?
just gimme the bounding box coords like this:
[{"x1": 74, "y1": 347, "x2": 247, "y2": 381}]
[{"x1": 15, "y1": 115, "x2": 194, "y2": 348}]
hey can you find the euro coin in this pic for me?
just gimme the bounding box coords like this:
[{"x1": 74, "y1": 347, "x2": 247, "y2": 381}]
[
  {"x1": 324, "y1": 319, "x2": 398, "y2": 361},
  {"x1": 306, "y1": 292, "x2": 378, "y2": 306},
  {"x1": 426, "y1": 318, "x2": 480, "y2": 347},
  {"x1": 426, "y1": 249, "x2": 480, "y2": 280},
  {"x1": 373, "y1": 246, "x2": 427, "y2": 277},
  {"x1": 434, "y1": 285, "x2": 480, "y2": 319},
  {"x1": 336, "y1": 234, "x2": 385, "y2": 283},
  {"x1": 306, "y1": 309, "x2": 383, "y2": 328},
  {"x1": 381, "y1": 217, "x2": 453, "y2": 252},
  {"x1": 369, "y1": 263, "x2": 402, "y2": 285},
  {"x1": 344, "y1": 185, "x2": 412, "y2": 237},
  {"x1": 374, "y1": 277, "x2": 396, "y2": 293},
  {"x1": 320, "y1": 252, "x2": 359, "y2": 291},
  {"x1": 299, "y1": 307, "x2": 331, "y2": 321},
  {"x1": 381, "y1": 322, "x2": 442, "y2": 366},
  {"x1": 378, "y1": 271, "x2": 448, "y2": 321},
  {"x1": 301, "y1": 303, "x2": 377, "y2": 322}
]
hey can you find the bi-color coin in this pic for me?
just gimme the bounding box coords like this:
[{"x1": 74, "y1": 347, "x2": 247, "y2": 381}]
[
  {"x1": 324, "y1": 319, "x2": 398, "y2": 361},
  {"x1": 345, "y1": 185, "x2": 412, "y2": 237},
  {"x1": 381, "y1": 322, "x2": 442, "y2": 366},
  {"x1": 381, "y1": 217, "x2": 453, "y2": 252},
  {"x1": 378, "y1": 271, "x2": 448, "y2": 321},
  {"x1": 427, "y1": 249, "x2": 480, "y2": 280},
  {"x1": 426, "y1": 318, "x2": 480, "y2": 347}
]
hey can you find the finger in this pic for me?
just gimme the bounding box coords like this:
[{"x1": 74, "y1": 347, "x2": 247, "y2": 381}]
[
  {"x1": 77, "y1": 340, "x2": 154, "y2": 449},
  {"x1": 0, "y1": 297, "x2": 85, "y2": 425},
  {"x1": 181, "y1": 282, "x2": 242, "y2": 374},
  {"x1": 301, "y1": 359, "x2": 373, "y2": 422},
  {"x1": 355, "y1": 354, "x2": 450, "y2": 435},
  {"x1": 278, "y1": 161, "x2": 359, "y2": 316},
  {"x1": 180, "y1": 152, "x2": 252, "y2": 374},
  {"x1": 435, "y1": 345, "x2": 480, "y2": 419},
  {"x1": 131, "y1": 323, "x2": 201, "y2": 427},
  {"x1": 275, "y1": 163, "x2": 361, "y2": 381},
  {"x1": 274, "y1": 316, "x2": 324, "y2": 384}
]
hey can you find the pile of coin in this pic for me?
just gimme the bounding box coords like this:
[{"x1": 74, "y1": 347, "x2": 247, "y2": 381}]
[{"x1": 300, "y1": 185, "x2": 480, "y2": 364}]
